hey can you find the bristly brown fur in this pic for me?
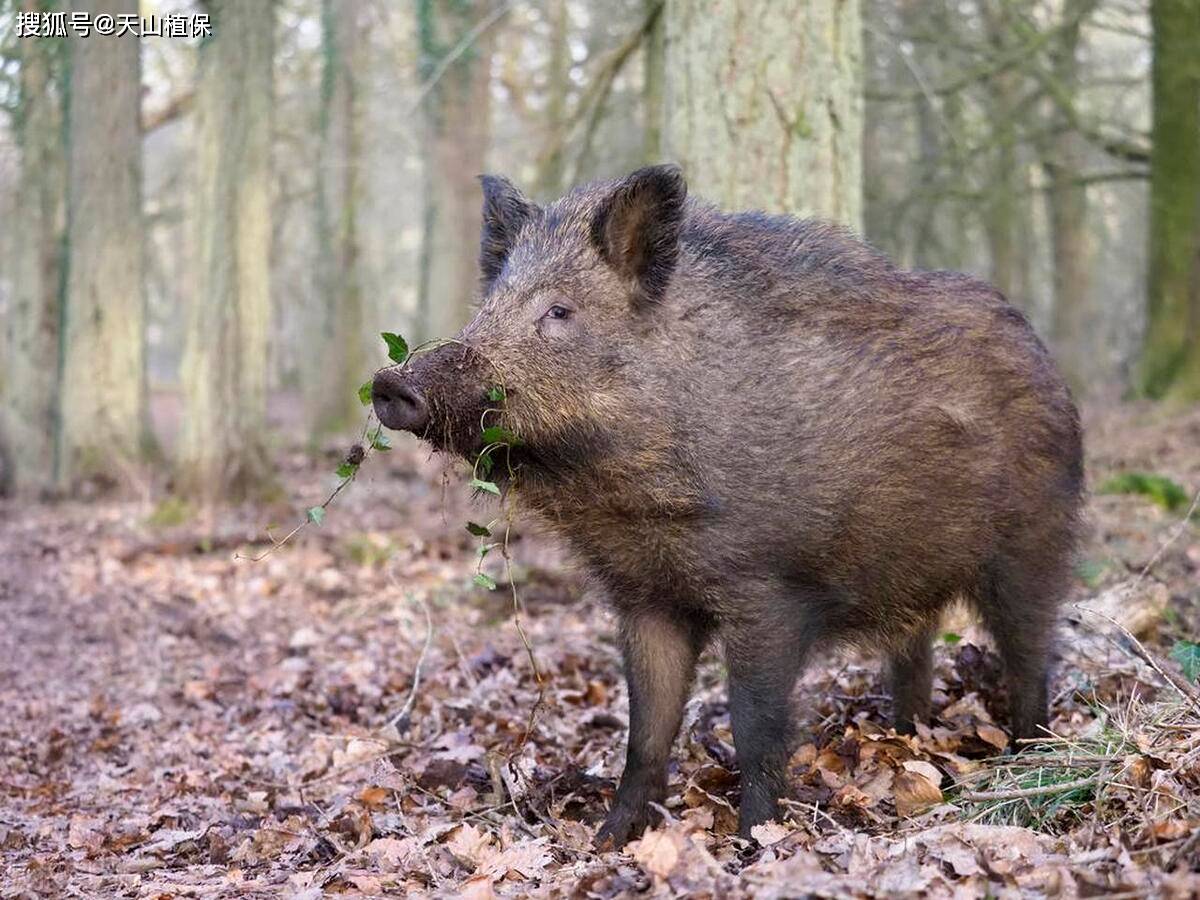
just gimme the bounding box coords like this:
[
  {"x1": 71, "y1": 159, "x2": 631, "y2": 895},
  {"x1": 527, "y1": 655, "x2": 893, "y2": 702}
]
[{"x1": 372, "y1": 165, "x2": 1085, "y2": 847}]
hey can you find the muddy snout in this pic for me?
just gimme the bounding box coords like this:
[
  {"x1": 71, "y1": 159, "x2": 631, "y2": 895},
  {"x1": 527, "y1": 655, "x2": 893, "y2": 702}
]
[{"x1": 372, "y1": 366, "x2": 429, "y2": 433}]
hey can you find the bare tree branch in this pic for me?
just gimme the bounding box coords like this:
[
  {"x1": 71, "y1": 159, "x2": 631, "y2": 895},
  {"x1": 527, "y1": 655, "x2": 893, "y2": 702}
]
[
  {"x1": 408, "y1": 0, "x2": 518, "y2": 115},
  {"x1": 142, "y1": 90, "x2": 193, "y2": 133},
  {"x1": 533, "y1": 0, "x2": 663, "y2": 180}
]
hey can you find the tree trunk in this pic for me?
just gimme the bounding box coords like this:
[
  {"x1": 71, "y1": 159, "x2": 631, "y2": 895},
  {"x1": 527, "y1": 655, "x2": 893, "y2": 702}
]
[
  {"x1": 179, "y1": 0, "x2": 274, "y2": 500},
  {"x1": 1043, "y1": 0, "x2": 1098, "y2": 394},
  {"x1": 980, "y1": 94, "x2": 1023, "y2": 303},
  {"x1": 309, "y1": 0, "x2": 367, "y2": 436},
  {"x1": 535, "y1": 0, "x2": 570, "y2": 198},
  {"x1": 977, "y1": 0, "x2": 1027, "y2": 306},
  {"x1": 860, "y1": 13, "x2": 890, "y2": 257},
  {"x1": 1139, "y1": 0, "x2": 1200, "y2": 400},
  {"x1": 663, "y1": 0, "x2": 863, "y2": 227},
  {"x1": 909, "y1": 92, "x2": 943, "y2": 268},
  {"x1": 416, "y1": 0, "x2": 495, "y2": 341},
  {"x1": 642, "y1": 0, "x2": 665, "y2": 164},
  {"x1": 1045, "y1": 141, "x2": 1093, "y2": 390},
  {"x1": 1, "y1": 9, "x2": 65, "y2": 496},
  {"x1": 57, "y1": 0, "x2": 146, "y2": 490},
  {"x1": 975, "y1": 0, "x2": 1043, "y2": 312}
]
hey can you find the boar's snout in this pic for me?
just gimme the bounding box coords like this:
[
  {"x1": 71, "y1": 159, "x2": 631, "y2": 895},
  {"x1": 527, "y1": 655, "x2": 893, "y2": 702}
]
[{"x1": 372, "y1": 367, "x2": 429, "y2": 434}]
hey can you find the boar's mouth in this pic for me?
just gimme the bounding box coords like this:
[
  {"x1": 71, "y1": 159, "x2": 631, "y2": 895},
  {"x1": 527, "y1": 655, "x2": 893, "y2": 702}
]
[{"x1": 372, "y1": 343, "x2": 510, "y2": 463}]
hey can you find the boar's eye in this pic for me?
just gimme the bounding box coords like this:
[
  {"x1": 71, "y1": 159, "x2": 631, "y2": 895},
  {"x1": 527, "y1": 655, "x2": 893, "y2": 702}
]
[{"x1": 537, "y1": 301, "x2": 576, "y2": 339}]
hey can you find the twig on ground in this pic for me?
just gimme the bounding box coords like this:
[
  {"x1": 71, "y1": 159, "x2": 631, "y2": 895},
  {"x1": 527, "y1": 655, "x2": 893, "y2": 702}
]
[
  {"x1": 1169, "y1": 827, "x2": 1200, "y2": 869},
  {"x1": 383, "y1": 579, "x2": 434, "y2": 732},
  {"x1": 1073, "y1": 487, "x2": 1200, "y2": 714},
  {"x1": 502, "y1": 518, "x2": 545, "y2": 747},
  {"x1": 495, "y1": 760, "x2": 549, "y2": 838},
  {"x1": 960, "y1": 774, "x2": 1101, "y2": 802},
  {"x1": 1132, "y1": 486, "x2": 1200, "y2": 591},
  {"x1": 780, "y1": 797, "x2": 853, "y2": 835},
  {"x1": 1076, "y1": 604, "x2": 1200, "y2": 717},
  {"x1": 246, "y1": 742, "x2": 413, "y2": 791}
]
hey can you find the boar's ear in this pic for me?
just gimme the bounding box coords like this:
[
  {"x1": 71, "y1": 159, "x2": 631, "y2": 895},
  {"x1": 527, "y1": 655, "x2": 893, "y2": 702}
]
[
  {"x1": 479, "y1": 174, "x2": 540, "y2": 291},
  {"x1": 590, "y1": 164, "x2": 687, "y2": 305}
]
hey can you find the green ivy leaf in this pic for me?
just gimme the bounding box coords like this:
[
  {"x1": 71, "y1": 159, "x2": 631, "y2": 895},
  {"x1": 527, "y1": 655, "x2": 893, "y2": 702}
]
[
  {"x1": 470, "y1": 478, "x2": 501, "y2": 496},
  {"x1": 357, "y1": 381, "x2": 373, "y2": 406},
  {"x1": 381, "y1": 332, "x2": 409, "y2": 364},
  {"x1": 477, "y1": 452, "x2": 494, "y2": 478},
  {"x1": 336, "y1": 461, "x2": 358, "y2": 479},
  {"x1": 466, "y1": 521, "x2": 492, "y2": 537},
  {"x1": 481, "y1": 425, "x2": 519, "y2": 446},
  {"x1": 940, "y1": 632, "x2": 962, "y2": 646},
  {"x1": 307, "y1": 506, "x2": 326, "y2": 526},
  {"x1": 1171, "y1": 641, "x2": 1200, "y2": 683},
  {"x1": 487, "y1": 385, "x2": 505, "y2": 402},
  {"x1": 473, "y1": 572, "x2": 497, "y2": 590},
  {"x1": 371, "y1": 430, "x2": 392, "y2": 451}
]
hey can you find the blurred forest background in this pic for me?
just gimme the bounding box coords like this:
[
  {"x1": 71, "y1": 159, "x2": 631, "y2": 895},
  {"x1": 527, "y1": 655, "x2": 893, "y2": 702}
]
[{"x1": 0, "y1": 0, "x2": 1198, "y2": 501}]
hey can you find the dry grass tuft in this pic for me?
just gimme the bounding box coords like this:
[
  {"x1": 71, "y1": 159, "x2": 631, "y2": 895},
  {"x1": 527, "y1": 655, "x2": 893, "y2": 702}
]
[{"x1": 957, "y1": 691, "x2": 1200, "y2": 865}]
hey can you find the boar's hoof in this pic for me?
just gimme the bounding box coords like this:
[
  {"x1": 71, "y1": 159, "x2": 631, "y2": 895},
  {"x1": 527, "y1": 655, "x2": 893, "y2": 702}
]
[
  {"x1": 595, "y1": 803, "x2": 655, "y2": 849},
  {"x1": 737, "y1": 794, "x2": 782, "y2": 840}
]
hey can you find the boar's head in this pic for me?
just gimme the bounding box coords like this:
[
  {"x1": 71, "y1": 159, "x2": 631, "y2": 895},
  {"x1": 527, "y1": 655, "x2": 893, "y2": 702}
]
[{"x1": 372, "y1": 165, "x2": 688, "y2": 486}]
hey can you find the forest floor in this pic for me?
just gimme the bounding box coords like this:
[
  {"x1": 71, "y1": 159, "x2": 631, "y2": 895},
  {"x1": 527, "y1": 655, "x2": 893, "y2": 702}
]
[{"x1": 2, "y1": 402, "x2": 1199, "y2": 898}]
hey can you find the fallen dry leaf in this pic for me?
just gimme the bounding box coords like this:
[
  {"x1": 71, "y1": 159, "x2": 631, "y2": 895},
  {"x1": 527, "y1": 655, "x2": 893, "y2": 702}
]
[
  {"x1": 751, "y1": 821, "x2": 790, "y2": 846},
  {"x1": 459, "y1": 874, "x2": 497, "y2": 899},
  {"x1": 976, "y1": 722, "x2": 1010, "y2": 750},
  {"x1": 479, "y1": 837, "x2": 552, "y2": 881},
  {"x1": 66, "y1": 816, "x2": 105, "y2": 854},
  {"x1": 902, "y1": 759, "x2": 943, "y2": 787},
  {"x1": 445, "y1": 823, "x2": 496, "y2": 870},
  {"x1": 626, "y1": 826, "x2": 683, "y2": 880},
  {"x1": 893, "y1": 769, "x2": 943, "y2": 817},
  {"x1": 364, "y1": 836, "x2": 420, "y2": 872}
]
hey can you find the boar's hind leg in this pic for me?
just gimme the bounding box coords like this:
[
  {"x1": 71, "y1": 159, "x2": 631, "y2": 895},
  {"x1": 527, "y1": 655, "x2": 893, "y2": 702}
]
[
  {"x1": 725, "y1": 617, "x2": 810, "y2": 838},
  {"x1": 595, "y1": 609, "x2": 712, "y2": 849},
  {"x1": 978, "y1": 557, "x2": 1064, "y2": 745},
  {"x1": 888, "y1": 625, "x2": 936, "y2": 734}
]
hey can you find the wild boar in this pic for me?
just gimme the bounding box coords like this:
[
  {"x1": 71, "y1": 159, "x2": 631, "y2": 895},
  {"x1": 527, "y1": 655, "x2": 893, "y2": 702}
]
[{"x1": 372, "y1": 165, "x2": 1084, "y2": 846}]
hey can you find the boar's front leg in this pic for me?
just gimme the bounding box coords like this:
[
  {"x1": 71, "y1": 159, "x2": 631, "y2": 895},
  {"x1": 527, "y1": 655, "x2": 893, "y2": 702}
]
[
  {"x1": 888, "y1": 625, "x2": 936, "y2": 734},
  {"x1": 725, "y1": 615, "x2": 809, "y2": 838},
  {"x1": 595, "y1": 608, "x2": 712, "y2": 848}
]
